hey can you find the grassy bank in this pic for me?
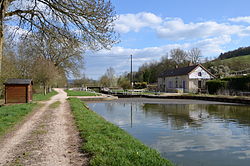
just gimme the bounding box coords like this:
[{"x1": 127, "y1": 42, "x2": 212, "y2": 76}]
[
  {"x1": 33, "y1": 90, "x2": 58, "y2": 101},
  {"x1": 0, "y1": 103, "x2": 36, "y2": 137},
  {"x1": 68, "y1": 98, "x2": 173, "y2": 166},
  {"x1": 65, "y1": 90, "x2": 100, "y2": 96}
]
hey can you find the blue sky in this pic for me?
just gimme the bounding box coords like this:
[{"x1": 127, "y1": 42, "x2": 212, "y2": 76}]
[{"x1": 84, "y1": 0, "x2": 250, "y2": 79}]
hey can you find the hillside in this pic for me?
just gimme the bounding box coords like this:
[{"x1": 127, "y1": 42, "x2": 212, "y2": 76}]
[
  {"x1": 218, "y1": 46, "x2": 250, "y2": 60},
  {"x1": 204, "y1": 55, "x2": 250, "y2": 72}
]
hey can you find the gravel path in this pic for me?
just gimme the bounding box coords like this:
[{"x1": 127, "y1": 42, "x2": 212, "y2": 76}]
[{"x1": 0, "y1": 88, "x2": 88, "y2": 166}]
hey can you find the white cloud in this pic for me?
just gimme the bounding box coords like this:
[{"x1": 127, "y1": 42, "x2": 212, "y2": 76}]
[
  {"x1": 115, "y1": 12, "x2": 250, "y2": 41},
  {"x1": 115, "y1": 12, "x2": 162, "y2": 33},
  {"x1": 229, "y1": 16, "x2": 250, "y2": 24},
  {"x1": 156, "y1": 18, "x2": 242, "y2": 40}
]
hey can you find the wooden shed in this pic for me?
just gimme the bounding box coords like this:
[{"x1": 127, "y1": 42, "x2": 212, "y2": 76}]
[{"x1": 4, "y1": 79, "x2": 33, "y2": 104}]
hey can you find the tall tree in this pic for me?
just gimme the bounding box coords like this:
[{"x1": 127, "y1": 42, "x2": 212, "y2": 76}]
[
  {"x1": 99, "y1": 67, "x2": 116, "y2": 87},
  {"x1": 170, "y1": 48, "x2": 188, "y2": 65},
  {"x1": 188, "y1": 48, "x2": 202, "y2": 64},
  {"x1": 18, "y1": 30, "x2": 84, "y2": 77},
  {"x1": 0, "y1": 0, "x2": 118, "y2": 75}
]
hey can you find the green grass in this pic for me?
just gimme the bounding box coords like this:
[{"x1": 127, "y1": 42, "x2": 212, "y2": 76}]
[
  {"x1": 205, "y1": 55, "x2": 250, "y2": 71},
  {"x1": 68, "y1": 98, "x2": 173, "y2": 166},
  {"x1": 65, "y1": 90, "x2": 100, "y2": 96},
  {"x1": 33, "y1": 90, "x2": 58, "y2": 101},
  {"x1": 0, "y1": 103, "x2": 36, "y2": 137}
]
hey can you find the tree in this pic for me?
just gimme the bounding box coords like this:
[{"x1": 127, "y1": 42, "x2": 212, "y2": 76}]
[
  {"x1": 170, "y1": 48, "x2": 188, "y2": 65},
  {"x1": 208, "y1": 65, "x2": 231, "y2": 78},
  {"x1": 106, "y1": 67, "x2": 116, "y2": 86},
  {"x1": 32, "y1": 57, "x2": 62, "y2": 94},
  {"x1": 0, "y1": 0, "x2": 118, "y2": 75},
  {"x1": 99, "y1": 67, "x2": 116, "y2": 87},
  {"x1": 188, "y1": 48, "x2": 202, "y2": 64},
  {"x1": 18, "y1": 30, "x2": 84, "y2": 77},
  {"x1": 117, "y1": 76, "x2": 131, "y2": 90},
  {"x1": 0, "y1": 42, "x2": 19, "y2": 87}
]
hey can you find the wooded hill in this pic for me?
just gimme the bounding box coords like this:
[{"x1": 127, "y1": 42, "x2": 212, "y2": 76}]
[
  {"x1": 204, "y1": 55, "x2": 250, "y2": 72},
  {"x1": 218, "y1": 46, "x2": 250, "y2": 60}
]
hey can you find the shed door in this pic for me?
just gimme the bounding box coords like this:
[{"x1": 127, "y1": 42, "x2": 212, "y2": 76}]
[{"x1": 6, "y1": 86, "x2": 27, "y2": 103}]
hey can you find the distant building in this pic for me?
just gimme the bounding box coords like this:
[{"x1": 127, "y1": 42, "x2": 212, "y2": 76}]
[{"x1": 158, "y1": 64, "x2": 215, "y2": 93}]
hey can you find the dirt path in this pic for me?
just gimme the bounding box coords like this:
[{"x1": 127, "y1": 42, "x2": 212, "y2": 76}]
[{"x1": 0, "y1": 88, "x2": 88, "y2": 166}]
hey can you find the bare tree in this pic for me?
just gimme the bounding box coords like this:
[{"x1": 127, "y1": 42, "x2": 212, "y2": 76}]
[
  {"x1": 99, "y1": 67, "x2": 116, "y2": 87},
  {"x1": 18, "y1": 29, "x2": 84, "y2": 77},
  {"x1": 170, "y1": 48, "x2": 188, "y2": 65},
  {"x1": 0, "y1": 0, "x2": 118, "y2": 75},
  {"x1": 188, "y1": 48, "x2": 202, "y2": 64}
]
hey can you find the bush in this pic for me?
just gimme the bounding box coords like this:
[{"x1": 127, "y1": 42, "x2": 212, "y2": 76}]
[
  {"x1": 222, "y1": 74, "x2": 250, "y2": 91},
  {"x1": 134, "y1": 82, "x2": 147, "y2": 89},
  {"x1": 206, "y1": 80, "x2": 228, "y2": 94}
]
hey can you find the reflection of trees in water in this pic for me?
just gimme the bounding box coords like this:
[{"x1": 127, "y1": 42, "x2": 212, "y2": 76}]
[
  {"x1": 142, "y1": 104, "x2": 203, "y2": 130},
  {"x1": 105, "y1": 103, "x2": 116, "y2": 113},
  {"x1": 203, "y1": 104, "x2": 250, "y2": 126},
  {"x1": 142, "y1": 104, "x2": 250, "y2": 130}
]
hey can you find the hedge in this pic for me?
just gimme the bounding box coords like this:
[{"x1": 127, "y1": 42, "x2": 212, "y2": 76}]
[
  {"x1": 222, "y1": 74, "x2": 250, "y2": 91},
  {"x1": 206, "y1": 80, "x2": 228, "y2": 94}
]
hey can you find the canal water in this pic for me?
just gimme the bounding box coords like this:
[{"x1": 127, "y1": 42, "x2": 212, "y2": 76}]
[{"x1": 87, "y1": 98, "x2": 250, "y2": 166}]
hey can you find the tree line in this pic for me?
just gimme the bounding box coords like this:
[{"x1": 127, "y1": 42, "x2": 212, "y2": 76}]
[
  {"x1": 132, "y1": 48, "x2": 202, "y2": 84},
  {"x1": 71, "y1": 48, "x2": 202, "y2": 90},
  {"x1": 218, "y1": 46, "x2": 250, "y2": 60},
  {"x1": 0, "y1": 0, "x2": 117, "y2": 95}
]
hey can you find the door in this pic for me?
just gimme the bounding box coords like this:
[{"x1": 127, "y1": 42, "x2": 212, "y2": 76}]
[
  {"x1": 198, "y1": 80, "x2": 202, "y2": 89},
  {"x1": 6, "y1": 85, "x2": 26, "y2": 103},
  {"x1": 183, "y1": 81, "x2": 186, "y2": 89}
]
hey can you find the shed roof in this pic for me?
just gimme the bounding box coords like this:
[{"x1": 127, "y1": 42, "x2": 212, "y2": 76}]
[{"x1": 4, "y1": 79, "x2": 33, "y2": 85}]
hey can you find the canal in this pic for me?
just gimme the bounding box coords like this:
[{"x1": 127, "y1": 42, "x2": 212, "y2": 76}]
[{"x1": 87, "y1": 98, "x2": 250, "y2": 166}]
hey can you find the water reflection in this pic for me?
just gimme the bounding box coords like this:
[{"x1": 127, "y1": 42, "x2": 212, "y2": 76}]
[{"x1": 88, "y1": 101, "x2": 250, "y2": 166}]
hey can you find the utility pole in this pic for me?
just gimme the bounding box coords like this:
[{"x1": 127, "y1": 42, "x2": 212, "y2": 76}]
[{"x1": 130, "y1": 54, "x2": 133, "y2": 88}]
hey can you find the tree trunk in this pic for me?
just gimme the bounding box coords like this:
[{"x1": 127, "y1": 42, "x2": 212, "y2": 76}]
[
  {"x1": 0, "y1": 27, "x2": 3, "y2": 76},
  {"x1": 43, "y1": 83, "x2": 47, "y2": 95},
  {"x1": 0, "y1": 6, "x2": 4, "y2": 76},
  {"x1": 0, "y1": 0, "x2": 8, "y2": 76}
]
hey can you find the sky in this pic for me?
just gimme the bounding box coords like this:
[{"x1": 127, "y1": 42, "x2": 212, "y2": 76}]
[{"x1": 84, "y1": 0, "x2": 250, "y2": 79}]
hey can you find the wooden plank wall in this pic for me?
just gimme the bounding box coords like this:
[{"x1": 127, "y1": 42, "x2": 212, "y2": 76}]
[{"x1": 6, "y1": 85, "x2": 27, "y2": 103}]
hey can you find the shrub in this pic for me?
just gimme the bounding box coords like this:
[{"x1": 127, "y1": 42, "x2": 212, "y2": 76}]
[
  {"x1": 206, "y1": 80, "x2": 228, "y2": 94},
  {"x1": 134, "y1": 82, "x2": 147, "y2": 89},
  {"x1": 222, "y1": 74, "x2": 250, "y2": 91}
]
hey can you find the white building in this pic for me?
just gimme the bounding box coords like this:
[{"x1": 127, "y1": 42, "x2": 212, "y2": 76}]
[{"x1": 158, "y1": 64, "x2": 215, "y2": 93}]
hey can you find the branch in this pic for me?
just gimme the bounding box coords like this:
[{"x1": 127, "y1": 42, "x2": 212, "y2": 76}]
[{"x1": 5, "y1": 9, "x2": 39, "y2": 17}]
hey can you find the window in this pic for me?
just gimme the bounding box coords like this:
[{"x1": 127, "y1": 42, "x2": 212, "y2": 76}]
[{"x1": 198, "y1": 72, "x2": 202, "y2": 76}]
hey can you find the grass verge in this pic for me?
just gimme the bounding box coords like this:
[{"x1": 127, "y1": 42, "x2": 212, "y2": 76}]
[
  {"x1": 33, "y1": 90, "x2": 58, "y2": 101},
  {"x1": 65, "y1": 90, "x2": 100, "y2": 96},
  {"x1": 68, "y1": 98, "x2": 173, "y2": 166},
  {"x1": 0, "y1": 103, "x2": 36, "y2": 137}
]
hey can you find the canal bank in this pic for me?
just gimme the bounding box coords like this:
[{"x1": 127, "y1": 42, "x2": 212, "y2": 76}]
[
  {"x1": 87, "y1": 98, "x2": 250, "y2": 166},
  {"x1": 68, "y1": 98, "x2": 173, "y2": 166},
  {"x1": 102, "y1": 91, "x2": 250, "y2": 105}
]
